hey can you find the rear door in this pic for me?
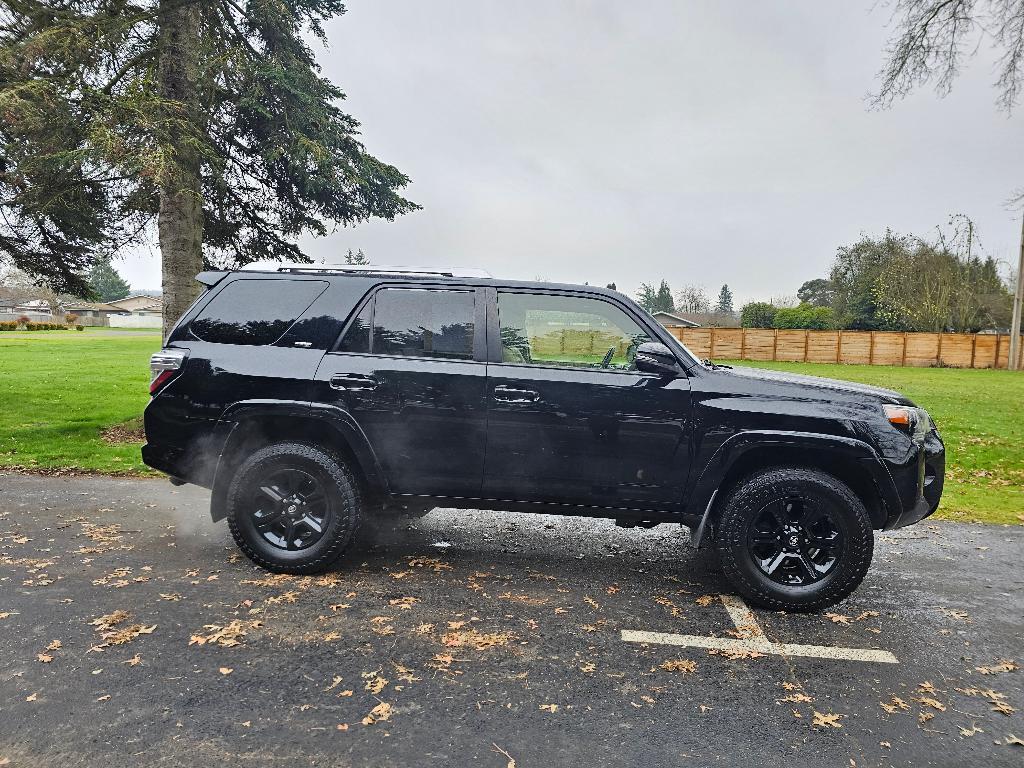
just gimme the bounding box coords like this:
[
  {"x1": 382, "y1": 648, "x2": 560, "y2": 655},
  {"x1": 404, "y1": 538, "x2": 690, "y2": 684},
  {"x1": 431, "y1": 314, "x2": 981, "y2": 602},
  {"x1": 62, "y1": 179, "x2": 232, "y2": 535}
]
[
  {"x1": 483, "y1": 289, "x2": 692, "y2": 509},
  {"x1": 313, "y1": 285, "x2": 488, "y2": 497}
]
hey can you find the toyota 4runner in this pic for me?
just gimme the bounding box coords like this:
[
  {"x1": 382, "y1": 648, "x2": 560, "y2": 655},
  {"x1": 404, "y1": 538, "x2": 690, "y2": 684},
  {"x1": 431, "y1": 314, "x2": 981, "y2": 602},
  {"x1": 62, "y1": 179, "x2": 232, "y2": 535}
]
[{"x1": 143, "y1": 266, "x2": 945, "y2": 611}]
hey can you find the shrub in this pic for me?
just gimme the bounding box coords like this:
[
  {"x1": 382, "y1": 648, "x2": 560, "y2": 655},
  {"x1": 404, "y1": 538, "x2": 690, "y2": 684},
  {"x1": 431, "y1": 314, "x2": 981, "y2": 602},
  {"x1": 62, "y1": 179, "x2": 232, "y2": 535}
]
[
  {"x1": 772, "y1": 303, "x2": 837, "y2": 330},
  {"x1": 65, "y1": 313, "x2": 79, "y2": 325},
  {"x1": 76, "y1": 324, "x2": 84, "y2": 331},
  {"x1": 16, "y1": 315, "x2": 30, "y2": 326},
  {"x1": 0, "y1": 321, "x2": 17, "y2": 331},
  {"x1": 740, "y1": 302, "x2": 777, "y2": 328}
]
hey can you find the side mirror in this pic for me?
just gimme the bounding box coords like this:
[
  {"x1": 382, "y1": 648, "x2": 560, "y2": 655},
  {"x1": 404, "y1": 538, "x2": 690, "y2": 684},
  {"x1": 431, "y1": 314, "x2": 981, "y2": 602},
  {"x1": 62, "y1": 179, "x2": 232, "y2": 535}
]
[{"x1": 634, "y1": 342, "x2": 679, "y2": 375}]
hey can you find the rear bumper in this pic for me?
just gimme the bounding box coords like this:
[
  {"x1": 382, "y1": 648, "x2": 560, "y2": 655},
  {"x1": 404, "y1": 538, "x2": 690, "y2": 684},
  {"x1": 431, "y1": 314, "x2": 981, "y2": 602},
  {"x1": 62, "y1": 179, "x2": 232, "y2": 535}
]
[{"x1": 141, "y1": 398, "x2": 231, "y2": 489}]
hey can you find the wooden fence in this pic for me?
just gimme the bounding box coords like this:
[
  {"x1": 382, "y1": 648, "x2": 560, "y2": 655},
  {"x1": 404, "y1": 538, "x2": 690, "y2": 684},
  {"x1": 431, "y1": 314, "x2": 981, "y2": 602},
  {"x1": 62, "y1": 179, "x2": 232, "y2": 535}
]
[{"x1": 666, "y1": 327, "x2": 1024, "y2": 369}]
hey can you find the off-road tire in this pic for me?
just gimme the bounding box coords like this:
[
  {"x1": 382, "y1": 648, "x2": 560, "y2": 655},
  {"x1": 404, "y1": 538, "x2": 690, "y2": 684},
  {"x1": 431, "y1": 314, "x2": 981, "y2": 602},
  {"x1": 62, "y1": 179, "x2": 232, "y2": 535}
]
[
  {"x1": 226, "y1": 442, "x2": 361, "y2": 575},
  {"x1": 714, "y1": 467, "x2": 873, "y2": 612}
]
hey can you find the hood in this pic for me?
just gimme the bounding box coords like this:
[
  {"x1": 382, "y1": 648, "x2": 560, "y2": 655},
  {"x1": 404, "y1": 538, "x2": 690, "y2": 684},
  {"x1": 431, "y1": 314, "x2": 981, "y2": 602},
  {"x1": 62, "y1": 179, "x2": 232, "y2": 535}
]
[{"x1": 718, "y1": 364, "x2": 914, "y2": 405}]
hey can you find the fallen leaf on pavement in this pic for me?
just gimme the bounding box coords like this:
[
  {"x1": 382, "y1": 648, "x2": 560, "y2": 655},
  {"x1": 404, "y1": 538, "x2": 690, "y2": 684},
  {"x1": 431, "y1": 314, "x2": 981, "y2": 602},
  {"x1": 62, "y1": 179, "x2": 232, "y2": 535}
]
[
  {"x1": 695, "y1": 595, "x2": 715, "y2": 607},
  {"x1": 780, "y1": 693, "x2": 813, "y2": 704},
  {"x1": 812, "y1": 711, "x2": 842, "y2": 729},
  {"x1": 825, "y1": 613, "x2": 852, "y2": 625},
  {"x1": 960, "y1": 724, "x2": 983, "y2": 737},
  {"x1": 539, "y1": 704, "x2": 559, "y2": 713},
  {"x1": 363, "y1": 675, "x2": 388, "y2": 695},
  {"x1": 659, "y1": 659, "x2": 697, "y2": 674},
  {"x1": 915, "y1": 696, "x2": 946, "y2": 711},
  {"x1": 189, "y1": 620, "x2": 249, "y2": 648},
  {"x1": 441, "y1": 629, "x2": 511, "y2": 650},
  {"x1": 336, "y1": 723, "x2": 349, "y2": 731},
  {"x1": 976, "y1": 660, "x2": 1019, "y2": 675},
  {"x1": 219, "y1": 667, "x2": 233, "y2": 676},
  {"x1": 361, "y1": 701, "x2": 393, "y2": 725},
  {"x1": 992, "y1": 701, "x2": 1015, "y2": 716}
]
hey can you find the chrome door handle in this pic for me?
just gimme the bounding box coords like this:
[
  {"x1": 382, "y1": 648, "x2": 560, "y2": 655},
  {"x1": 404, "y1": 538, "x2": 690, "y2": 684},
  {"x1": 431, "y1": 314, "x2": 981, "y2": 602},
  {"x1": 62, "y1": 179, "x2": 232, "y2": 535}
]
[
  {"x1": 330, "y1": 373, "x2": 379, "y2": 391},
  {"x1": 493, "y1": 385, "x2": 539, "y2": 403}
]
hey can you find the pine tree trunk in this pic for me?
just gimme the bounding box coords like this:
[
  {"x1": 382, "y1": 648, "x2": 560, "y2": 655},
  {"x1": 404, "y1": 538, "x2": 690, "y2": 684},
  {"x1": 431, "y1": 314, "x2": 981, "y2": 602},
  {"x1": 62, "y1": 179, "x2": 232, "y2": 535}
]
[{"x1": 157, "y1": 0, "x2": 203, "y2": 341}]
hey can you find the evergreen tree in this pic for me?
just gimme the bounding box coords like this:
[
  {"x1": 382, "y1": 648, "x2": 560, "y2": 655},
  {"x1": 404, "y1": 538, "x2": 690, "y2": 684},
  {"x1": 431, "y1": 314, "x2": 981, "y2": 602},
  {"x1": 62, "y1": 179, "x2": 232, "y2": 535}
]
[
  {"x1": 715, "y1": 284, "x2": 734, "y2": 314},
  {"x1": 87, "y1": 260, "x2": 131, "y2": 302},
  {"x1": 654, "y1": 280, "x2": 675, "y2": 313},
  {"x1": 344, "y1": 249, "x2": 369, "y2": 265},
  {"x1": 0, "y1": 1, "x2": 418, "y2": 336}
]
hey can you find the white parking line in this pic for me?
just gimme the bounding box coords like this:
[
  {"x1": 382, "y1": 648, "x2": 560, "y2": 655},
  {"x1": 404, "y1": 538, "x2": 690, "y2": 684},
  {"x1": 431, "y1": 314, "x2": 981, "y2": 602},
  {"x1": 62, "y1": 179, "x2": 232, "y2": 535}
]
[{"x1": 621, "y1": 595, "x2": 899, "y2": 664}]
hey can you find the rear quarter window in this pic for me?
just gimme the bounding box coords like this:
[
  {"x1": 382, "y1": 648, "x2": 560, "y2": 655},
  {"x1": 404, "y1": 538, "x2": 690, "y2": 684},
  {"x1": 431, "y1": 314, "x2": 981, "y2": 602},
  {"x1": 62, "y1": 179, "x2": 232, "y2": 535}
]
[{"x1": 189, "y1": 279, "x2": 328, "y2": 346}]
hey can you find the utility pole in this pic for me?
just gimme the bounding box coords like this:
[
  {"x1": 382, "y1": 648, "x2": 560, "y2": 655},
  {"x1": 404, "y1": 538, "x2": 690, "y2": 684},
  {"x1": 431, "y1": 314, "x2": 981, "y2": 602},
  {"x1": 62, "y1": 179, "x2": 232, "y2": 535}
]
[{"x1": 1010, "y1": 210, "x2": 1024, "y2": 371}]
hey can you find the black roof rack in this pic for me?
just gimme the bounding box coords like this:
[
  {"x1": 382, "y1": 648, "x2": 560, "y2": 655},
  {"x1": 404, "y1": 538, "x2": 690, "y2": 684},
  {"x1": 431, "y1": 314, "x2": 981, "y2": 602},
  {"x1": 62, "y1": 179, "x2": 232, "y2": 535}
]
[{"x1": 276, "y1": 264, "x2": 492, "y2": 279}]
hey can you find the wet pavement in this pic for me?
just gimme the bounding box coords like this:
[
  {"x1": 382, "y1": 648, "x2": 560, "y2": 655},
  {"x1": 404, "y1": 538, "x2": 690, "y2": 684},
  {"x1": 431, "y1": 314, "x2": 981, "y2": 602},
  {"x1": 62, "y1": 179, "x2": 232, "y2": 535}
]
[{"x1": 0, "y1": 473, "x2": 1022, "y2": 767}]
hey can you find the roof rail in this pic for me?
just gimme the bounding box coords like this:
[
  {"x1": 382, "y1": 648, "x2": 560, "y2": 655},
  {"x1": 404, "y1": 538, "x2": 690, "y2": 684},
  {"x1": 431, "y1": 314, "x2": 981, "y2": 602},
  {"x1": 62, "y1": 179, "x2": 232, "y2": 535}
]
[{"x1": 276, "y1": 264, "x2": 493, "y2": 279}]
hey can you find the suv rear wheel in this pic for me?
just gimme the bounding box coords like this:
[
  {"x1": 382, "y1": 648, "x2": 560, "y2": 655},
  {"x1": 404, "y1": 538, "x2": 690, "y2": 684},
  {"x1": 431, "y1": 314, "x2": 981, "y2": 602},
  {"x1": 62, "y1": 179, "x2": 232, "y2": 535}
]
[
  {"x1": 226, "y1": 442, "x2": 361, "y2": 574},
  {"x1": 714, "y1": 467, "x2": 873, "y2": 612}
]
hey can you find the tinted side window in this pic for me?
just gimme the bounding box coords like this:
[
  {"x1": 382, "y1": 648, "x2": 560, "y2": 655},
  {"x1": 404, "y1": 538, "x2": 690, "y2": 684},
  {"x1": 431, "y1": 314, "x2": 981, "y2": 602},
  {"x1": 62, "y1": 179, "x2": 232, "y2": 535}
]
[
  {"x1": 497, "y1": 292, "x2": 650, "y2": 370},
  {"x1": 337, "y1": 301, "x2": 371, "y2": 353},
  {"x1": 190, "y1": 279, "x2": 328, "y2": 346},
  {"x1": 372, "y1": 289, "x2": 474, "y2": 359}
]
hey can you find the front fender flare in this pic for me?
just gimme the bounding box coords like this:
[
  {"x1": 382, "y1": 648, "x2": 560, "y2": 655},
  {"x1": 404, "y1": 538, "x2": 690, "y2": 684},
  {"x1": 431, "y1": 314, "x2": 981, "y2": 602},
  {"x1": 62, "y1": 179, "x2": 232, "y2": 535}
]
[{"x1": 688, "y1": 430, "x2": 900, "y2": 547}]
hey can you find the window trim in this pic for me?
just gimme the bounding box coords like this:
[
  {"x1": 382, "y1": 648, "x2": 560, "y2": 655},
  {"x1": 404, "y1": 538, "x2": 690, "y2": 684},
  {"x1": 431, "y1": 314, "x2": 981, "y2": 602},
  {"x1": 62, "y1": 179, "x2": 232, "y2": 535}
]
[
  {"x1": 329, "y1": 283, "x2": 486, "y2": 363},
  {"x1": 488, "y1": 287, "x2": 691, "y2": 374}
]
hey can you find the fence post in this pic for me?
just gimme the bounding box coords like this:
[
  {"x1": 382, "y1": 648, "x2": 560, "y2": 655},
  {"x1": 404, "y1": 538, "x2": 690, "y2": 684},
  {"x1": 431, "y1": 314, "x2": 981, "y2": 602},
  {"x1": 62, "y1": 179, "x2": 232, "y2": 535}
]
[
  {"x1": 901, "y1": 333, "x2": 908, "y2": 367},
  {"x1": 739, "y1": 328, "x2": 746, "y2": 360},
  {"x1": 803, "y1": 330, "x2": 810, "y2": 363},
  {"x1": 710, "y1": 327, "x2": 717, "y2": 359},
  {"x1": 869, "y1": 332, "x2": 875, "y2": 365},
  {"x1": 936, "y1": 333, "x2": 944, "y2": 367},
  {"x1": 836, "y1": 330, "x2": 843, "y2": 364},
  {"x1": 995, "y1": 334, "x2": 1002, "y2": 368},
  {"x1": 772, "y1": 329, "x2": 778, "y2": 361},
  {"x1": 970, "y1": 334, "x2": 977, "y2": 369}
]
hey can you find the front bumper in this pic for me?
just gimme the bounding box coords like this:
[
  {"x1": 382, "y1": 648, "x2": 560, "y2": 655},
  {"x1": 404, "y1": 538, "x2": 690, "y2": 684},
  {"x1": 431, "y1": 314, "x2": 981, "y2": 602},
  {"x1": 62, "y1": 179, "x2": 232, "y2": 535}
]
[{"x1": 881, "y1": 427, "x2": 945, "y2": 530}]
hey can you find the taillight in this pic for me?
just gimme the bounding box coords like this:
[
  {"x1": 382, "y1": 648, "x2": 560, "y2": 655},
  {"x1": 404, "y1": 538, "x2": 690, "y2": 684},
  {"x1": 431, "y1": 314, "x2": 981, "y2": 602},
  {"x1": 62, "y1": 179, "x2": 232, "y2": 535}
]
[{"x1": 150, "y1": 350, "x2": 187, "y2": 395}]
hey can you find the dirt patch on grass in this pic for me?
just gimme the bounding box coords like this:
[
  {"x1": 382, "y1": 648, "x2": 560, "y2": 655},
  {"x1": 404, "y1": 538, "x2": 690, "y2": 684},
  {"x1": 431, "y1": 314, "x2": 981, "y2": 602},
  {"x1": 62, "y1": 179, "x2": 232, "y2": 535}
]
[{"x1": 100, "y1": 418, "x2": 146, "y2": 444}]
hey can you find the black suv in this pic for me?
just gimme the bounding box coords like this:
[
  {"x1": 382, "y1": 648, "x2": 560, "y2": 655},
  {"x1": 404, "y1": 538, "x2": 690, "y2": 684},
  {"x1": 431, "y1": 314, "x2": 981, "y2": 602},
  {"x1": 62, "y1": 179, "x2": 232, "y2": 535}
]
[{"x1": 143, "y1": 267, "x2": 945, "y2": 611}]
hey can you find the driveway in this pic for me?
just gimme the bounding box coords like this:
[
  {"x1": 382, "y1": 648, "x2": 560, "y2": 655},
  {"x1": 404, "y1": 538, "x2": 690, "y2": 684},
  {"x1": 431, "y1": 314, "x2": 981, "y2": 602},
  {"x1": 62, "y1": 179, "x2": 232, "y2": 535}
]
[{"x1": 0, "y1": 473, "x2": 1021, "y2": 767}]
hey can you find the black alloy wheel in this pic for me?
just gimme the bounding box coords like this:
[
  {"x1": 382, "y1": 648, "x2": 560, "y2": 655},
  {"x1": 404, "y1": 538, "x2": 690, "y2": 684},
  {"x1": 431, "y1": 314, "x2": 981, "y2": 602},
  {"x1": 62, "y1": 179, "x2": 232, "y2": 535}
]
[
  {"x1": 226, "y1": 442, "x2": 361, "y2": 575},
  {"x1": 746, "y1": 495, "x2": 844, "y2": 586},
  {"x1": 714, "y1": 467, "x2": 874, "y2": 612},
  {"x1": 249, "y1": 468, "x2": 330, "y2": 551}
]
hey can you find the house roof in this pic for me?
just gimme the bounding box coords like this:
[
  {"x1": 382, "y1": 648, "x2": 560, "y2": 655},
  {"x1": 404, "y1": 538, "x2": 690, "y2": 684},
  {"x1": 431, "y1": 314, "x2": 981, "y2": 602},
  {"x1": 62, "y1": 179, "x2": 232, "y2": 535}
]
[
  {"x1": 107, "y1": 294, "x2": 163, "y2": 310},
  {"x1": 63, "y1": 301, "x2": 119, "y2": 311},
  {"x1": 651, "y1": 311, "x2": 701, "y2": 327}
]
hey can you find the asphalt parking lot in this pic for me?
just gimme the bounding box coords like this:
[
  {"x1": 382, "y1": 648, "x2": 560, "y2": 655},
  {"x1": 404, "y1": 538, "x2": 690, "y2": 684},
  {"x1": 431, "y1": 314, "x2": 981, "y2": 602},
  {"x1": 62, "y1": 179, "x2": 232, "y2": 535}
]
[{"x1": 0, "y1": 473, "x2": 1021, "y2": 767}]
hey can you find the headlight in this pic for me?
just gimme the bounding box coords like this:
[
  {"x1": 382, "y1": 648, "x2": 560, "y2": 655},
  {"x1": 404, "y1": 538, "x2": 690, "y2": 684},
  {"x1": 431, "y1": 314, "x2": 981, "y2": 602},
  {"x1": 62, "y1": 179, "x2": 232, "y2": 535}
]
[{"x1": 883, "y1": 404, "x2": 930, "y2": 440}]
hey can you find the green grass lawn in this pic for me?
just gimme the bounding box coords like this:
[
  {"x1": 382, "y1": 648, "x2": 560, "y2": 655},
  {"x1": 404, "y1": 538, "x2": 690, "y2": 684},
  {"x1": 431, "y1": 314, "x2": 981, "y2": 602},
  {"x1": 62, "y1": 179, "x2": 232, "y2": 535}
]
[
  {"x1": 0, "y1": 332, "x2": 1020, "y2": 524},
  {"x1": 722, "y1": 360, "x2": 1024, "y2": 526},
  {"x1": 0, "y1": 330, "x2": 161, "y2": 474}
]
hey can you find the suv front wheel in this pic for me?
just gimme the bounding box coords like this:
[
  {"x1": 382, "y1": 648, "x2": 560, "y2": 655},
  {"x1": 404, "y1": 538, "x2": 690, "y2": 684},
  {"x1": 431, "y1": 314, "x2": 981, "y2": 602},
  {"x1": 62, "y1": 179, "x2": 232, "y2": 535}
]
[
  {"x1": 226, "y1": 442, "x2": 361, "y2": 574},
  {"x1": 714, "y1": 467, "x2": 873, "y2": 612}
]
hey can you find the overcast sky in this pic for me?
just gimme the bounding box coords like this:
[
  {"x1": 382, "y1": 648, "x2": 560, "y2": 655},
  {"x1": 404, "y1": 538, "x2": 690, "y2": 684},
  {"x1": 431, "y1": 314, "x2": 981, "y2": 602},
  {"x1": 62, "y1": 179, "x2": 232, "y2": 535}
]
[{"x1": 119, "y1": 1, "x2": 1023, "y2": 306}]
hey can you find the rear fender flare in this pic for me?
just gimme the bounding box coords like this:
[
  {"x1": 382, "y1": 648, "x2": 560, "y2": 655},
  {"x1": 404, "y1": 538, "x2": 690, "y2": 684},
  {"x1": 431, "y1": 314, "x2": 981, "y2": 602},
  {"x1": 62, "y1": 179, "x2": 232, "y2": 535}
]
[{"x1": 209, "y1": 400, "x2": 388, "y2": 521}]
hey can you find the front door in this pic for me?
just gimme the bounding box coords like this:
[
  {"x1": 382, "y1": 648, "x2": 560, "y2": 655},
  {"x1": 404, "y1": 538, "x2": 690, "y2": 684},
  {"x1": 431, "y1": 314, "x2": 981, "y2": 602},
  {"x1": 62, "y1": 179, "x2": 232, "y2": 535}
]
[
  {"x1": 483, "y1": 290, "x2": 692, "y2": 509},
  {"x1": 313, "y1": 285, "x2": 488, "y2": 497}
]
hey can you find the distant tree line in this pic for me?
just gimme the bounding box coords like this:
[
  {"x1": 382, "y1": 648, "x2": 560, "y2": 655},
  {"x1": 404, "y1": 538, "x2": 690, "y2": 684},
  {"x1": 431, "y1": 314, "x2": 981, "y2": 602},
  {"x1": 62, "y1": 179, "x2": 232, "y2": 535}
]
[
  {"x1": 635, "y1": 281, "x2": 737, "y2": 326},
  {"x1": 736, "y1": 221, "x2": 1013, "y2": 333}
]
